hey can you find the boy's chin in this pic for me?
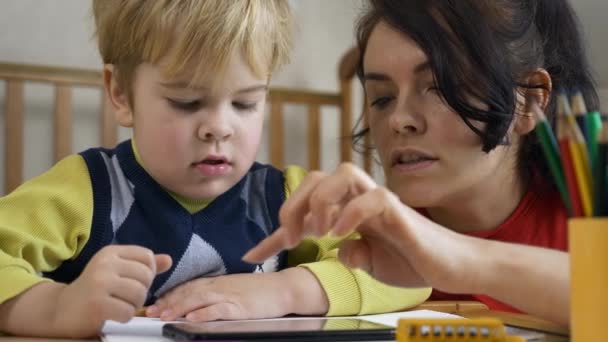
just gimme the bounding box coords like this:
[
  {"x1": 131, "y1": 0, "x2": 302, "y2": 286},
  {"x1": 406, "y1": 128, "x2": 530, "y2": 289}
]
[{"x1": 172, "y1": 180, "x2": 237, "y2": 201}]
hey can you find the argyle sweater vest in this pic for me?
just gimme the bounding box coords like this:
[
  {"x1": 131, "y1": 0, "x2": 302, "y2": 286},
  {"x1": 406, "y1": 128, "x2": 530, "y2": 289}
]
[{"x1": 44, "y1": 140, "x2": 287, "y2": 304}]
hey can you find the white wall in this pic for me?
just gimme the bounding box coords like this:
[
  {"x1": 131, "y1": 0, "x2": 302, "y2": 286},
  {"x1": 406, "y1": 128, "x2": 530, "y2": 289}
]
[
  {"x1": 0, "y1": 0, "x2": 371, "y2": 194},
  {"x1": 571, "y1": 0, "x2": 608, "y2": 91},
  {"x1": 600, "y1": 89, "x2": 608, "y2": 111},
  {"x1": 0, "y1": 0, "x2": 606, "y2": 194}
]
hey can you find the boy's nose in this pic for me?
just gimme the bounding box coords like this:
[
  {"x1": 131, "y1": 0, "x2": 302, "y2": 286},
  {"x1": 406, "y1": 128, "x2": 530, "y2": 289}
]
[{"x1": 198, "y1": 120, "x2": 234, "y2": 141}]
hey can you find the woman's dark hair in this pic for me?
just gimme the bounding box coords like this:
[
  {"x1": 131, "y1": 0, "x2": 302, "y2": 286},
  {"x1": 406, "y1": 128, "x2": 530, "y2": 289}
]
[{"x1": 353, "y1": 0, "x2": 599, "y2": 182}]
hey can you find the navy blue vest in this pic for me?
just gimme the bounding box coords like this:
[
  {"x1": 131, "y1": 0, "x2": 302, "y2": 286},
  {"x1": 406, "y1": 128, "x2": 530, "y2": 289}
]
[{"x1": 44, "y1": 140, "x2": 286, "y2": 304}]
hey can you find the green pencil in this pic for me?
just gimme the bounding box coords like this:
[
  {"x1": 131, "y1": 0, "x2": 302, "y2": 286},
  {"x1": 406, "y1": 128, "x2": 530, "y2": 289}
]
[
  {"x1": 586, "y1": 111, "x2": 602, "y2": 169},
  {"x1": 532, "y1": 104, "x2": 572, "y2": 215},
  {"x1": 595, "y1": 123, "x2": 608, "y2": 216}
]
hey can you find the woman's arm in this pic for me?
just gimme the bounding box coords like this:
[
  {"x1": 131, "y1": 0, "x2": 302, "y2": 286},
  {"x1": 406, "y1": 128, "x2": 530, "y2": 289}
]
[
  {"x1": 472, "y1": 238, "x2": 569, "y2": 325},
  {"x1": 245, "y1": 163, "x2": 570, "y2": 325}
]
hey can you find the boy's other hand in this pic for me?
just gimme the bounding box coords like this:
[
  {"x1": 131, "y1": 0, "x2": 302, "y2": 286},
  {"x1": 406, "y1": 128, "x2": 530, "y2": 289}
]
[
  {"x1": 54, "y1": 245, "x2": 172, "y2": 337},
  {"x1": 146, "y1": 267, "x2": 328, "y2": 322}
]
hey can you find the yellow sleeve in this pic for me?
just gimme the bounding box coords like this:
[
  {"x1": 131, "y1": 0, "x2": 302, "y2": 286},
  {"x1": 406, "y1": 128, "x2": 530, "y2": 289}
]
[
  {"x1": 283, "y1": 164, "x2": 308, "y2": 198},
  {"x1": 0, "y1": 155, "x2": 94, "y2": 304},
  {"x1": 283, "y1": 165, "x2": 432, "y2": 316}
]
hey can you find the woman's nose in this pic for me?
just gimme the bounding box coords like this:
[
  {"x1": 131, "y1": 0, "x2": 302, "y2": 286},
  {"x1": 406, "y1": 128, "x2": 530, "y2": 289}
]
[{"x1": 389, "y1": 105, "x2": 426, "y2": 135}]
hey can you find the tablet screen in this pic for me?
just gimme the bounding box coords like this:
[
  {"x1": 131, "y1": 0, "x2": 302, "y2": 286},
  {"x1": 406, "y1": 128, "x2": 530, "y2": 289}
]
[{"x1": 163, "y1": 317, "x2": 395, "y2": 341}]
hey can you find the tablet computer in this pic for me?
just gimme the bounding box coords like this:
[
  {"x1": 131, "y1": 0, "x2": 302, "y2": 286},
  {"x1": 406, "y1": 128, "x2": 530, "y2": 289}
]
[{"x1": 162, "y1": 317, "x2": 395, "y2": 341}]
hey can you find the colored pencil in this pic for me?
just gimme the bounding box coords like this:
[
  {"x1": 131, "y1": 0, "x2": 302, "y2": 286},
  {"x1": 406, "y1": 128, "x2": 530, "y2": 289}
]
[
  {"x1": 532, "y1": 104, "x2": 572, "y2": 215},
  {"x1": 558, "y1": 93, "x2": 593, "y2": 217},
  {"x1": 570, "y1": 91, "x2": 588, "y2": 140},
  {"x1": 557, "y1": 115, "x2": 584, "y2": 217},
  {"x1": 586, "y1": 110, "x2": 603, "y2": 168},
  {"x1": 597, "y1": 119, "x2": 608, "y2": 216}
]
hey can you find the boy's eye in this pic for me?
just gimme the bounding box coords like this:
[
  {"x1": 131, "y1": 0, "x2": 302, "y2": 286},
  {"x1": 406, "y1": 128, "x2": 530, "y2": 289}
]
[
  {"x1": 168, "y1": 98, "x2": 202, "y2": 111},
  {"x1": 232, "y1": 101, "x2": 258, "y2": 111}
]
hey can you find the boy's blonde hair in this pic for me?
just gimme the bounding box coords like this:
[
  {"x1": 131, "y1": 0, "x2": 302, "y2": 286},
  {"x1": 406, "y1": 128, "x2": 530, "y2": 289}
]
[{"x1": 92, "y1": 0, "x2": 292, "y2": 101}]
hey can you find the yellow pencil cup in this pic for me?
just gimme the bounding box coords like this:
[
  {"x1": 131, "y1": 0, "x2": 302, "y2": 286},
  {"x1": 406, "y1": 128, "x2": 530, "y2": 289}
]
[{"x1": 569, "y1": 218, "x2": 608, "y2": 342}]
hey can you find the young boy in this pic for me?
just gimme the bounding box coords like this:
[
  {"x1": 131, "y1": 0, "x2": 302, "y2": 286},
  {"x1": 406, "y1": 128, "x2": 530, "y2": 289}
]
[{"x1": 0, "y1": 0, "x2": 430, "y2": 338}]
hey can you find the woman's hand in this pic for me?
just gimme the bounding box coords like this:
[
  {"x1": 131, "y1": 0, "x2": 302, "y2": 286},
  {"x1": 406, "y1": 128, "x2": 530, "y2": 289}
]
[
  {"x1": 245, "y1": 163, "x2": 571, "y2": 326},
  {"x1": 244, "y1": 163, "x2": 478, "y2": 293}
]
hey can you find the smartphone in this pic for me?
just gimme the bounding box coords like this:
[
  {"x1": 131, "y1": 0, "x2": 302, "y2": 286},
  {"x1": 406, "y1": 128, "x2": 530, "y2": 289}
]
[{"x1": 162, "y1": 317, "x2": 395, "y2": 341}]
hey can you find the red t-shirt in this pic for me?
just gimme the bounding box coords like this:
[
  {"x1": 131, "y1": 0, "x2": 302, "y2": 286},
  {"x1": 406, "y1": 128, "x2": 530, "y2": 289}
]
[{"x1": 428, "y1": 181, "x2": 569, "y2": 312}]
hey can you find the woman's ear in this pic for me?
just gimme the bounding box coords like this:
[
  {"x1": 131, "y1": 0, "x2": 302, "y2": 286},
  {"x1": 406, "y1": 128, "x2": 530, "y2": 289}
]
[
  {"x1": 525, "y1": 68, "x2": 552, "y2": 110},
  {"x1": 514, "y1": 69, "x2": 552, "y2": 135},
  {"x1": 103, "y1": 65, "x2": 134, "y2": 128}
]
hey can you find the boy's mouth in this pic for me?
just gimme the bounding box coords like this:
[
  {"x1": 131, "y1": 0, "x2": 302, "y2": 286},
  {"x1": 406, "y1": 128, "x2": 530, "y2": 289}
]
[
  {"x1": 192, "y1": 155, "x2": 233, "y2": 176},
  {"x1": 193, "y1": 155, "x2": 230, "y2": 166}
]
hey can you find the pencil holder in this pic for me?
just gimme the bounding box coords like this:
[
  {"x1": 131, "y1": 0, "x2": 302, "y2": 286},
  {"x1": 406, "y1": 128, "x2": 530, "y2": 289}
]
[{"x1": 569, "y1": 218, "x2": 608, "y2": 342}]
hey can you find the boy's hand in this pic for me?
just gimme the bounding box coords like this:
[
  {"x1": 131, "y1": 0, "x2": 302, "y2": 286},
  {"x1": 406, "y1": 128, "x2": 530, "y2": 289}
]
[
  {"x1": 146, "y1": 267, "x2": 328, "y2": 322},
  {"x1": 54, "y1": 245, "x2": 172, "y2": 337}
]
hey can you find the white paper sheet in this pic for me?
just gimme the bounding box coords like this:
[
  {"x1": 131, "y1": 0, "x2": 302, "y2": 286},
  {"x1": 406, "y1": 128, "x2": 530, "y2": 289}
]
[
  {"x1": 101, "y1": 336, "x2": 173, "y2": 342},
  {"x1": 101, "y1": 309, "x2": 461, "y2": 341},
  {"x1": 102, "y1": 317, "x2": 182, "y2": 336},
  {"x1": 352, "y1": 310, "x2": 461, "y2": 326}
]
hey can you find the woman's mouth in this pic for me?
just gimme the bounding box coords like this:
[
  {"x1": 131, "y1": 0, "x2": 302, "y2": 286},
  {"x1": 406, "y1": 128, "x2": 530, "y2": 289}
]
[{"x1": 391, "y1": 150, "x2": 438, "y2": 172}]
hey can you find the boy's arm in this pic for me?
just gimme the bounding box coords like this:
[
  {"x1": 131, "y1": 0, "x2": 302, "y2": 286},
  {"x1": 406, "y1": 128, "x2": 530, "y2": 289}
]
[
  {"x1": 288, "y1": 237, "x2": 431, "y2": 316},
  {"x1": 284, "y1": 166, "x2": 431, "y2": 316},
  {"x1": 0, "y1": 155, "x2": 94, "y2": 334},
  {"x1": 0, "y1": 246, "x2": 172, "y2": 338},
  {"x1": 145, "y1": 165, "x2": 429, "y2": 322}
]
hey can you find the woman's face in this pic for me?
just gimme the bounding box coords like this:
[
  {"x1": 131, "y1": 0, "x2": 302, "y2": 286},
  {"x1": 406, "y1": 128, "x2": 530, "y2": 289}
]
[{"x1": 363, "y1": 21, "x2": 519, "y2": 208}]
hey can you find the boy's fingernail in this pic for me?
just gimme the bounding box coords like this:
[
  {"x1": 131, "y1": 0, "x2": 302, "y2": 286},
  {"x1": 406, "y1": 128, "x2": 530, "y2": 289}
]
[
  {"x1": 146, "y1": 305, "x2": 158, "y2": 315},
  {"x1": 160, "y1": 309, "x2": 174, "y2": 320},
  {"x1": 330, "y1": 228, "x2": 348, "y2": 238},
  {"x1": 242, "y1": 251, "x2": 252, "y2": 261}
]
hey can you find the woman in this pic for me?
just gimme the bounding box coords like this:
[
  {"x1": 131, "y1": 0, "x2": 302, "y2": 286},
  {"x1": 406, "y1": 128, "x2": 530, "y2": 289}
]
[{"x1": 245, "y1": 0, "x2": 599, "y2": 326}]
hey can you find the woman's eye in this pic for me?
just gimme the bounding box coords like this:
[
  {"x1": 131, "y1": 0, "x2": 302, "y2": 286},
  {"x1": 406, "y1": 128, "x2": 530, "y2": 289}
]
[
  {"x1": 168, "y1": 99, "x2": 201, "y2": 112},
  {"x1": 370, "y1": 96, "x2": 393, "y2": 109},
  {"x1": 233, "y1": 101, "x2": 258, "y2": 111},
  {"x1": 428, "y1": 85, "x2": 440, "y2": 94}
]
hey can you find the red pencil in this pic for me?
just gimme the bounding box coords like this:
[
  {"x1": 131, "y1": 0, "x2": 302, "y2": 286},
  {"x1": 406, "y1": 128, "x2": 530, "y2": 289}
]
[{"x1": 557, "y1": 116, "x2": 584, "y2": 217}]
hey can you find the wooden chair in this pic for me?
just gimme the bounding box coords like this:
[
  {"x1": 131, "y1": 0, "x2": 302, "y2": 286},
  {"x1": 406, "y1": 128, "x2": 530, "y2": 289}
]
[
  {"x1": 268, "y1": 46, "x2": 360, "y2": 171},
  {"x1": 338, "y1": 47, "x2": 374, "y2": 175},
  {"x1": 0, "y1": 47, "x2": 366, "y2": 195},
  {"x1": 0, "y1": 63, "x2": 116, "y2": 195}
]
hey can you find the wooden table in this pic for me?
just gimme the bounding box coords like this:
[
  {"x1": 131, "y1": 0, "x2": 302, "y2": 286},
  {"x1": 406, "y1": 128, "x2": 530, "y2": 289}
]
[
  {"x1": 0, "y1": 301, "x2": 569, "y2": 341},
  {"x1": 416, "y1": 301, "x2": 569, "y2": 342}
]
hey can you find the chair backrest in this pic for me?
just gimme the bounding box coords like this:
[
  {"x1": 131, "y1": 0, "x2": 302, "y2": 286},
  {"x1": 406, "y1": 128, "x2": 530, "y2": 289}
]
[
  {"x1": 0, "y1": 48, "x2": 366, "y2": 195},
  {"x1": 0, "y1": 62, "x2": 116, "y2": 195},
  {"x1": 338, "y1": 47, "x2": 374, "y2": 176}
]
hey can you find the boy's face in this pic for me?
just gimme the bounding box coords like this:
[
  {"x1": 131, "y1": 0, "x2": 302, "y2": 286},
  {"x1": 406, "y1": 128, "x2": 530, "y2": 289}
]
[{"x1": 116, "y1": 53, "x2": 268, "y2": 199}]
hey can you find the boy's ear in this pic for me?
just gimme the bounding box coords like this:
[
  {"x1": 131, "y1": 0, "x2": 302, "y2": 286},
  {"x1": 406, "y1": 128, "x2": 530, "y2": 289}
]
[
  {"x1": 103, "y1": 65, "x2": 134, "y2": 128},
  {"x1": 514, "y1": 68, "x2": 552, "y2": 135}
]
